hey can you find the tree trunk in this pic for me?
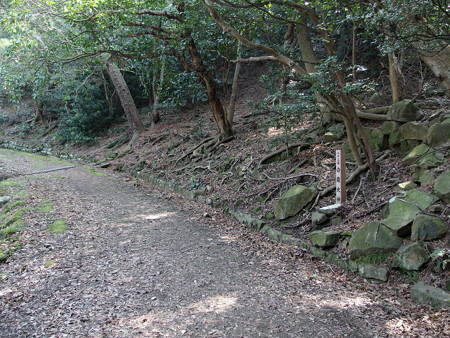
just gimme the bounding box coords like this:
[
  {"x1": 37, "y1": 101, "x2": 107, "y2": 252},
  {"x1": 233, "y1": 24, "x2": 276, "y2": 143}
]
[
  {"x1": 33, "y1": 100, "x2": 44, "y2": 126},
  {"x1": 203, "y1": 0, "x2": 378, "y2": 172},
  {"x1": 227, "y1": 40, "x2": 242, "y2": 126},
  {"x1": 176, "y1": 37, "x2": 233, "y2": 139},
  {"x1": 421, "y1": 46, "x2": 450, "y2": 97},
  {"x1": 150, "y1": 56, "x2": 166, "y2": 125},
  {"x1": 388, "y1": 52, "x2": 400, "y2": 103},
  {"x1": 103, "y1": 56, "x2": 145, "y2": 136}
]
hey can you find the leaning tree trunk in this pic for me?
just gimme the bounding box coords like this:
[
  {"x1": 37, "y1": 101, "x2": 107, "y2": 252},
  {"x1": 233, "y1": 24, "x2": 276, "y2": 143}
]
[
  {"x1": 177, "y1": 37, "x2": 233, "y2": 139},
  {"x1": 103, "y1": 56, "x2": 145, "y2": 139}
]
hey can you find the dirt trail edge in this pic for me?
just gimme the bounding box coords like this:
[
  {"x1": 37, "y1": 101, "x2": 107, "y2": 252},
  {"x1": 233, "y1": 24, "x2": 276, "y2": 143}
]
[{"x1": 0, "y1": 149, "x2": 446, "y2": 337}]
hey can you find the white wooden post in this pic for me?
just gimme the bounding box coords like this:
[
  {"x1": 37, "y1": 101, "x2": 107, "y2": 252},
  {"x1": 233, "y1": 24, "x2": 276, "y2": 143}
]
[{"x1": 336, "y1": 149, "x2": 346, "y2": 205}]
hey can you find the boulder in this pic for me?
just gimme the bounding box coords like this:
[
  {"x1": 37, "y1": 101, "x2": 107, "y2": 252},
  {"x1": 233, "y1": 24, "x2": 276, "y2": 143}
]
[
  {"x1": 386, "y1": 100, "x2": 423, "y2": 122},
  {"x1": 309, "y1": 230, "x2": 340, "y2": 248},
  {"x1": 417, "y1": 151, "x2": 445, "y2": 169},
  {"x1": 402, "y1": 144, "x2": 430, "y2": 165},
  {"x1": 399, "y1": 122, "x2": 428, "y2": 141},
  {"x1": 433, "y1": 171, "x2": 450, "y2": 203},
  {"x1": 381, "y1": 121, "x2": 400, "y2": 135},
  {"x1": 411, "y1": 214, "x2": 448, "y2": 241},
  {"x1": 411, "y1": 168, "x2": 434, "y2": 187},
  {"x1": 400, "y1": 140, "x2": 421, "y2": 153},
  {"x1": 411, "y1": 282, "x2": 450, "y2": 308},
  {"x1": 425, "y1": 120, "x2": 450, "y2": 148},
  {"x1": 349, "y1": 221, "x2": 403, "y2": 260},
  {"x1": 381, "y1": 190, "x2": 439, "y2": 236},
  {"x1": 274, "y1": 185, "x2": 317, "y2": 220},
  {"x1": 358, "y1": 263, "x2": 389, "y2": 282},
  {"x1": 323, "y1": 132, "x2": 341, "y2": 143},
  {"x1": 371, "y1": 129, "x2": 387, "y2": 151},
  {"x1": 392, "y1": 242, "x2": 430, "y2": 271},
  {"x1": 323, "y1": 124, "x2": 345, "y2": 143},
  {"x1": 388, "y1": 131, "x2": 403, "y2": 148}
]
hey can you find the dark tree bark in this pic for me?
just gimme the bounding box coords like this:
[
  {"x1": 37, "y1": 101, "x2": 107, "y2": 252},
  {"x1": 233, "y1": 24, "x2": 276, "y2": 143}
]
[{"x1": 176, "y1": 37, "x2": 233, "y2": 139}]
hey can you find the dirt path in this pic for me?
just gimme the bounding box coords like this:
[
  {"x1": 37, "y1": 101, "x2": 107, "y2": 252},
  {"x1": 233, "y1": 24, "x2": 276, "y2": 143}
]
[{"x1": 0, "y1": 149, "x2": 447, "y2": 337}]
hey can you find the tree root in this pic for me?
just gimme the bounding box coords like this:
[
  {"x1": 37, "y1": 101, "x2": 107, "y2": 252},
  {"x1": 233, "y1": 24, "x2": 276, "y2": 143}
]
[
  {"x1": 259, "y1": 143, "x2": 310, "y2": 167},
  {"x1": 176, "y1": 135, "x2": 235, "y2": 164}
]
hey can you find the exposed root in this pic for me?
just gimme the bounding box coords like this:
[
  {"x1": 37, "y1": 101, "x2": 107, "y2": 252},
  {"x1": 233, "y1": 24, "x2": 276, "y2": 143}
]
[
  {"x1": 176, "y1": 135, "x2": 235, "y2": 164},
  {"x1": 259, "y1": 143, "x2": 310, "y2": 167}
]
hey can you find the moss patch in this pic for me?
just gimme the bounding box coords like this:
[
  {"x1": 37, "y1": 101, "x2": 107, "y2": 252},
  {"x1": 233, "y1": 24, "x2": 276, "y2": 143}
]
[
  {"x1": 44, "y1": 260, "x2": 57, "y2": 267},
  {"x1": 46, "y1": 220, "x2": 68, "y2": 234},
  {"x1": 1, "y1": 200, "x2": 26, "y2": 214},
  {"x1": 85, "y1": 168, "x2": 105, "y2": 176},
  {"x1": 353, "y1": 253, "x2": 392, "y2": 265},
  {"x1": 36, "y1": 201, "x2": 54, "y2": 213},
  {"x1": 0, "y1": 149, "x2": 71, "y2": 165}
]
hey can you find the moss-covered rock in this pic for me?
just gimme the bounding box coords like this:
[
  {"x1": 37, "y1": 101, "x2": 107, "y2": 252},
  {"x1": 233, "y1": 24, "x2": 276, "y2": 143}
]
[
  {"x1": 358, "y1": 263, "x2": 389, "y2": 282},
  {"x1": 402, "y1": 144, "x2": 430, "y2": 165},
  {"x1": 382, "y1": 190, "x2": 439, "y2": 236},
  {"x1": 349, "y1": 221, "x2": 403, "y2": 260},
  {"x1": 425, "y1": 120, "x2": 450, "y2": 148},
  {"x1": 386, "y1": 100, "x2": 423, "y2": 122},
  {"x1": 399, "y1": 122, "x2": 428, "y2": 141},
  {"x1": 411, "y1": 282, "x2": 450, "y2": 308},
  {"x1": 309, "y1": 230, "x2": 340, "y2": 248},
  {"x1": 411, "y1": 214, "x2": 448, "y2": 241},
  {"x1": 274, "y1": 185, "x2": 317, "y2": 220},
  {"x1": 392, "y1": 241, "x2": 430, "y2": 271},
  {"x1": 433, "y1": 171, "x2": 450, "y2": 203},
  {"x1": 381, "y1": 121, "x2": 400, "y2": 135}
]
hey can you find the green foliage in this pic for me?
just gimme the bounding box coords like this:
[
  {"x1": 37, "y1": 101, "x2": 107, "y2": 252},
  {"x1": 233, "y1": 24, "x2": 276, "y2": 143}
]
[
  {"x1": 430, "y1": 248, "x2": 450, "y2": 273},
  {"x1": 54, "y1": 76, "x2": 117, "y2": 143},
  {"x1": 254, "y1": 72, "x2": 318, "y2": 148}
]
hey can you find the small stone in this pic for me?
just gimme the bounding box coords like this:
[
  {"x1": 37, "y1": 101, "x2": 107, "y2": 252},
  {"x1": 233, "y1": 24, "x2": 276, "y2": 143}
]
[
  {"x1": 388, "y1": 131, "x2": 403, "y2": 148},
  {"x1": 319, "y1": 204, "x2": 341, "y2": 216},
  {"x1": 382, "y1": 190, "x2": 439, "y2": 236},
  {"x1": 274, "y1": 185, "x2": 318, "y2": 220},
  {"x1": 428, "y1": 205, "x2": 443, "y2": 214},
  {"x1": 323, "y1": 132, "x2": 341, "y2": 143},
  {"x1": 417, "y1": 151, "x2": 445, "y2": 169},
  {"x1": 311, "y1": 212, "x2": 329, "y2": 226},
  {"x1": 398, "y1": 181, "x2": 417, "y2": 190}
]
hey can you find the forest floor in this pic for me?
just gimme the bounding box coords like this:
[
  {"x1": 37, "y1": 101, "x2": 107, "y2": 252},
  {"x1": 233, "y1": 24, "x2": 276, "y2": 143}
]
[
  {"x1": 0, "y1": 65, "x2": 449, "y2": 335},
  {"x1": 0, "y1": 148, "x2": 448, "y2": 337}
]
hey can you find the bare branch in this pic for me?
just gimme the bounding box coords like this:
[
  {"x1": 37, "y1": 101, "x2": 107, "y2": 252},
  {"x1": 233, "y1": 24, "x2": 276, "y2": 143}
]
[{"x1": 202, "y1": 0, "x2": 307, "y2": 75}]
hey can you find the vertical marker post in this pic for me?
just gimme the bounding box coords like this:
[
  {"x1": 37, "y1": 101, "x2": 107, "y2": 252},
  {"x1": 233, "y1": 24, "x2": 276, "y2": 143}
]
[{"x1": 336, "y1": 149, "x2": 346, "y2": 205}]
